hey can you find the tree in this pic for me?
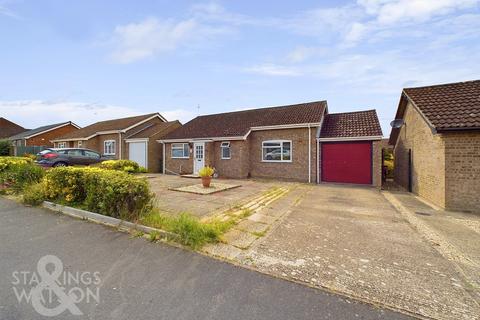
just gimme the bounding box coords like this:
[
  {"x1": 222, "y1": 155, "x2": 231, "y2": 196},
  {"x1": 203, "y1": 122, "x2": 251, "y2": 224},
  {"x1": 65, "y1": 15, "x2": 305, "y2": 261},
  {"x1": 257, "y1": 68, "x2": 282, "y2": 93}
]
[{"x1": 0, "y1": 140, "x2": 12, "y2": 156}]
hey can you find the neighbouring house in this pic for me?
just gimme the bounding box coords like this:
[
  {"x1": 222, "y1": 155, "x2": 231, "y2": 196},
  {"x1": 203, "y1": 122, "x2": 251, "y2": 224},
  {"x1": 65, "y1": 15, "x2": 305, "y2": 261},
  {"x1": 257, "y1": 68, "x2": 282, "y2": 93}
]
[
  {"x1": 0, "y1": 118, "x2": 28, "y2": 139},
  {"x1": 389, "y1": 80, "x2": 480, "y2": 214},
  {"x1": 159, "y1": 101, "x2": 383, "y2": 185},
  {"x1": 52, "y1": 113, "x2": 181, "y2": 172},
  {"x1": 9, "y1": 121, "x2": 80, "y2": 149}
]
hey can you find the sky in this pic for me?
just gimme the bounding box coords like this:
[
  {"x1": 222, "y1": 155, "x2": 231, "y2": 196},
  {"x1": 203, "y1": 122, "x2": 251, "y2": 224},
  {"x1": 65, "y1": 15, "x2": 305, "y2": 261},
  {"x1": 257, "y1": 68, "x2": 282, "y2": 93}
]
[{"x1": 1, "y1": 0, "x2": 479, "y2": 136}]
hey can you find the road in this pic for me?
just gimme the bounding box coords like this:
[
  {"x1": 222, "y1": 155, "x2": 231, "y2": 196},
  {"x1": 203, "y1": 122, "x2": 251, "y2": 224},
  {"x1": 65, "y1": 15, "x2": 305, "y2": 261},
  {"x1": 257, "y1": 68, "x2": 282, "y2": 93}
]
[{"x1": 0, "y1": 198, "x2": 411, "y2": 320}]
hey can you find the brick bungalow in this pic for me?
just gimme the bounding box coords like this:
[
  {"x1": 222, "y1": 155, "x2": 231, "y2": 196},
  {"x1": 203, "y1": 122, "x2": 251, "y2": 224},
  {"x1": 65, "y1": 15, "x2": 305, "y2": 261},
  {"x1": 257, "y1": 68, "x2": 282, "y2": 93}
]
[
  {"x1": 52, "y1": 113, "x2": 180, "y2": 173},
  {"x1": 389, "y1": 80, "x2": 480, "y2": 213},
  {"x1": 159, "y1": 101, "x2": 383, "y2": 185},
  {"x1": 0, "y1": 118, "x2": 28, "y2": 139},
  {"x1": 8, "y1": 121, "x2": 80, "y2": 148}
]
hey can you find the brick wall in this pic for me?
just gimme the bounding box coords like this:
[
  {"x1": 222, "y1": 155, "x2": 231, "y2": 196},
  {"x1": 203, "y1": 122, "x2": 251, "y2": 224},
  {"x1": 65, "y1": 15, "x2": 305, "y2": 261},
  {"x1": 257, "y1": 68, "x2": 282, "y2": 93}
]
[
  {"x1": 210, "y1": 140, "x2": 250, "y2": 179},
  {"x1": 26, "y1": 124, "x2": 79, "y2": 147},
  {"x1": 248, "y1": 127, "x2": 318, "y2": 182},
  {"x1": 444, "y1": 131, "x2": 480, "y2": 213},
  {"x1": 393, "y1": 101, "x2": 446, "y2": 208}
]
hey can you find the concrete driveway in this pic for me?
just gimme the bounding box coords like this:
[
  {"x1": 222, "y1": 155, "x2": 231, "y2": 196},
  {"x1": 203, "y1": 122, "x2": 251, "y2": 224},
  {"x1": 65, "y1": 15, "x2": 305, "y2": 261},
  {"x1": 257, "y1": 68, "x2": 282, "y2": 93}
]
[{"x1": 239, "y1": 184, "x2": 480, "y2": 320}]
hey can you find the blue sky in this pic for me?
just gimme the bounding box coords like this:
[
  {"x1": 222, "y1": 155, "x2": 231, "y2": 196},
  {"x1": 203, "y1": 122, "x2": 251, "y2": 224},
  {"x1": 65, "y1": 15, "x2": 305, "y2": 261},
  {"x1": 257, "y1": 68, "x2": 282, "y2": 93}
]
[{"x1": 1, "y1": 0, "x2": 479, "y2": 135}]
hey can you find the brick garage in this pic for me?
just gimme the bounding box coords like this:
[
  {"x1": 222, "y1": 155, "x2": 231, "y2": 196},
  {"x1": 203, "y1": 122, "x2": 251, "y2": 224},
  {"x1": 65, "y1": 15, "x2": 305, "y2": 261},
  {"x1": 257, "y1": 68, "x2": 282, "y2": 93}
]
[
  {"x1": 390, "y1": 80, "x2": 480, "y2": 213},
  {"x1": 160, "y1": 101, "x2": 383, "y2": 185}
]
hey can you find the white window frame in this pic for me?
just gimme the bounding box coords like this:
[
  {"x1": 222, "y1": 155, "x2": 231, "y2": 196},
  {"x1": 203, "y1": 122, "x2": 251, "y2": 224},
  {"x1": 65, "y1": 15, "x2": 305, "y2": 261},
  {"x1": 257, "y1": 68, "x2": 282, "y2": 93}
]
[
  {"x1": 78, "y1": 141, "x2": 83, "y2": 148},
  {"x1": 57, "y1": 142, "x2": 66, "y2": 148},
  {"x1": 104, "y1": 140, "x2": 116, "y2": 155},
  {"x1": 220, "y1": 141, "x2": 231, "y2": 160},
  {"x1": 262, "y1": 140, "x2": 292, "y2": 163},
  {"x1": 171, "y1": 143, "x2": 189, "y2": 159}
]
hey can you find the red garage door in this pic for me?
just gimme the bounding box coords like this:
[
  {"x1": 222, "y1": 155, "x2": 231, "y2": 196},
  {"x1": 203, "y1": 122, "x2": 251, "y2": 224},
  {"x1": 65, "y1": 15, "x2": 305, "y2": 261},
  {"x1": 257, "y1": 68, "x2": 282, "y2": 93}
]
[{"x1": 321, "y1": 142, "x2": 372, "y2": 184}]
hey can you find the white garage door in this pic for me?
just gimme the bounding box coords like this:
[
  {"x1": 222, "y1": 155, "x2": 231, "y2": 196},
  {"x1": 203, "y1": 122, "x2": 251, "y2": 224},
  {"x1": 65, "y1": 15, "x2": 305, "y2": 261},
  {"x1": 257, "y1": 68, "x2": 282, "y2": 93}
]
[{"x1": 128, "y1": 142, "x2": 147, "y2": 168}]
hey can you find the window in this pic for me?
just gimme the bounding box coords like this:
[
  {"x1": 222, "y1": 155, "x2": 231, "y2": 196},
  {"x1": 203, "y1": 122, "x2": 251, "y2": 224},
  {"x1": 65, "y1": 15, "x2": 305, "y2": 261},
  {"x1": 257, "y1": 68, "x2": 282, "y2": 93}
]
[
  {"x1": 67, "y1": 149, "x2": 84, "y2": 156},
  {"x1": 104, "y1": 140, "x2": 116, "y2": 155},
  {"x1": 262, "y1": 140, "x2": 292, "y2": 162},
  {"x1": 57, "y1": 142, "x2": 66, "y2": 148},
  {"x1": 78, "y1": 141, "x2": 83, "y2": 148},
  {"x1": 84, "y1": 150, "x2": 100, "y2": 159},
  {"x1": 220, "y1": 142, "x2": 231, "y2": 159},
  {"x1": 171, "y1": 143, "x2": 189, "y2": 158}
]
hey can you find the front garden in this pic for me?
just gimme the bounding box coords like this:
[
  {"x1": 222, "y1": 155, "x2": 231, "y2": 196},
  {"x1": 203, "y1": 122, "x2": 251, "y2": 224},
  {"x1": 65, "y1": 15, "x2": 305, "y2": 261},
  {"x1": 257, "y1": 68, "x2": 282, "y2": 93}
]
[{"x1": 0, "y1": 156, "x2": 231, "y2": 248}]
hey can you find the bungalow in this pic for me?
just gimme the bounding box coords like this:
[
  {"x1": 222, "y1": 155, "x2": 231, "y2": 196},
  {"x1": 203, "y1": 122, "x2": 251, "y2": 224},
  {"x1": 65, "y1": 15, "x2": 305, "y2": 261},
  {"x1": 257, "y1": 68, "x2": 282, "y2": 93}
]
[
  {"x1": 52, "y1": 113, "x2": 181, "y2": 173},
  {"x1": 389, "y1": 80, "x2": 480, "y2": 213},
  {"x1": 9, "y1": 121, "x2": 80, "y2": 148},
  {"x1": 159, "y1": 101, "x2": 383, "y2": 185},
  {"x1": 0, "y1": 118, "x2": 27, "y2": 139}
]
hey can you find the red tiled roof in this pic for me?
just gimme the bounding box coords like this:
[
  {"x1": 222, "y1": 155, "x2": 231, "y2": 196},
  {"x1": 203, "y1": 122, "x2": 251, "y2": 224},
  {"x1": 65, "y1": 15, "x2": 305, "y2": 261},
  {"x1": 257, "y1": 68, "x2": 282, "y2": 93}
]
[
  {"x1": 126, "y1": 121, "x2": 181, "y2": 139},
  {"x1": 164, "y1": 101, "x2": 327, "y2": 140},
  {"x1": 403, "y1": 80, "x2": 480, "y2": 131},
  {"x1": 320, "y1": 110, "x2": 383, "y2": 138},
  {"x1": 0, "y1": 118, "x2": 27, "y2": 139},
  {"x1": 55, "y1": 113, "x2": 159, "y2": 140}
]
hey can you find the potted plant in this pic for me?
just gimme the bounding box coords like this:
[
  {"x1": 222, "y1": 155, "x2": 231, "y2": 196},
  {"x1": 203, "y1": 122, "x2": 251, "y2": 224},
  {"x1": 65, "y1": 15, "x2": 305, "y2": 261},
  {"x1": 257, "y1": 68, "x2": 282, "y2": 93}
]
[{"x1": 198, "y1": 166, "x2": 215, "y2": 188}]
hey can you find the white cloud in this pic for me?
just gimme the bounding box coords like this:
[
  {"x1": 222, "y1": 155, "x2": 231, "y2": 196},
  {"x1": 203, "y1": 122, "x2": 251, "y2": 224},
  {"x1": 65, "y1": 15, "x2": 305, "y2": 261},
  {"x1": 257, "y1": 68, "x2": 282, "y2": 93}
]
[
  {"x1": 108, "y1": 15, "x2": 230, "y2": 63},
  {"x1": 0, "y1": 100, "x2": 193, "y2": 128},
  {"x1": 358, "y1": 0, "x2": 480, "y2": 24},
  {"x1": 243, "y1": 63, "x2": 302, "y2": 76},
  {"x1": 286, "y1": 46, "x2": 325, "y2": 63}
]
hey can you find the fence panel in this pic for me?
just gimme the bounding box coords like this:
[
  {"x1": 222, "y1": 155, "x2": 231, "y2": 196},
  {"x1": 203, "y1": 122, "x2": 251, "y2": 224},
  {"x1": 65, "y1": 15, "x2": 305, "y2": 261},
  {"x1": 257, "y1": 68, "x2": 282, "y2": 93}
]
[{"x1": 14, "y1": 146, "x2": 48, "y2": 156}]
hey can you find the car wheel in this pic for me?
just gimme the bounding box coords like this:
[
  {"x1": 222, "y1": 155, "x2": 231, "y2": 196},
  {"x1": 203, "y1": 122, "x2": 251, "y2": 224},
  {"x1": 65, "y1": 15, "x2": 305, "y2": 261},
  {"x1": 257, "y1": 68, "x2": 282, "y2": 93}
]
[{"x1": 53, "y1": 162, "x2": 67, "y2": 167}]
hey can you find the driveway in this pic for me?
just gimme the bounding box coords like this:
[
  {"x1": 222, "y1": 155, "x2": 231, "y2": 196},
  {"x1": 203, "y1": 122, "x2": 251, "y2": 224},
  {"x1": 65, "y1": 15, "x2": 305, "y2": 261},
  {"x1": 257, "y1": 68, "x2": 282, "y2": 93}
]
[
  {"x1": 0, "y1": 198, "x2": 410, "y2": 320},
  {"x1": 146, "y1": 174, "x2": 281, "y2": 217},
  {"x1": 239, "y1": 184, "x2": 480, "y2": 320}
]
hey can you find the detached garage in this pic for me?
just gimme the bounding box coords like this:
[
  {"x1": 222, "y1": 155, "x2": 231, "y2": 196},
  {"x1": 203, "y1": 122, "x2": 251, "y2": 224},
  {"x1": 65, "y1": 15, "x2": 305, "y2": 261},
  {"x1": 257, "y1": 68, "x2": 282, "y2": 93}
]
[{"x1": 318, "y1": 111, "x2": 383, "y2": 187}]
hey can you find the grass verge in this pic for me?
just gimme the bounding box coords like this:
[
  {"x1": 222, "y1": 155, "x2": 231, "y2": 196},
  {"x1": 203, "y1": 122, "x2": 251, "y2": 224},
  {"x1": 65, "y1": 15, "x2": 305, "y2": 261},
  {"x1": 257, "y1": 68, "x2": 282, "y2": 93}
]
[{"x1": 140, "y1": 209, "x2": 233, "y2": 249}]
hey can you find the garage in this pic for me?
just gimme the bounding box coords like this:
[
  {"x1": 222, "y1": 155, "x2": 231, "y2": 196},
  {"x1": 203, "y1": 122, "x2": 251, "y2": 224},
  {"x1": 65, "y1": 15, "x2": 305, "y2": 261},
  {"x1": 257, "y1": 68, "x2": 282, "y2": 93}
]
[
  {"x1": 321, "y1": 141, "x2": 372, "y2": 184},
  {"x1": 128, "y1": 141, "x2": 148, "y2": 168}
]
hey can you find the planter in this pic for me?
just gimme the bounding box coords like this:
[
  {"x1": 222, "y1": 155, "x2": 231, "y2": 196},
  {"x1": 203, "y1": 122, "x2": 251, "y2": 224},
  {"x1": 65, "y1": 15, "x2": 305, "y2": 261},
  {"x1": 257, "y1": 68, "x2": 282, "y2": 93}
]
[{"x1": 201, "y1": 176, "x2": 212, "y2": 188}]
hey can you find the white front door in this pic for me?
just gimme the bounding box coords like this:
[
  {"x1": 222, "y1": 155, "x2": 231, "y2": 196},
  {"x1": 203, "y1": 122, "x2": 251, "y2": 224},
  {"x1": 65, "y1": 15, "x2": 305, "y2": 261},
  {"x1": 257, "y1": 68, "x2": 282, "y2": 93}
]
[
  {"x1": 129, "y1": 142, "x2": 147, "y2": 168},
  {"x1": 193, "y1": 142, "x2": 205, "y2": 174}
]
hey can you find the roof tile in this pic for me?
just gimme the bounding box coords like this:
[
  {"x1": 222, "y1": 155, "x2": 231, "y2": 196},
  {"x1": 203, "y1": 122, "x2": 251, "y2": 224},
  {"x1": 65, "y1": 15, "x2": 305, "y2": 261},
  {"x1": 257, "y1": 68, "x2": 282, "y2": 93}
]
[{"x1": 320, "y1": 110, "x2": 383, "y2": 138}]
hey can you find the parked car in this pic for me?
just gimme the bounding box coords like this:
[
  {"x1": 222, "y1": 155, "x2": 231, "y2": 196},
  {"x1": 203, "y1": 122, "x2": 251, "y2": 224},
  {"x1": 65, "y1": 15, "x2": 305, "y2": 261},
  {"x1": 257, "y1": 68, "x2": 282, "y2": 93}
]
[{"x1": 35, "y1": 148, "x2": 110, "y2": 167}]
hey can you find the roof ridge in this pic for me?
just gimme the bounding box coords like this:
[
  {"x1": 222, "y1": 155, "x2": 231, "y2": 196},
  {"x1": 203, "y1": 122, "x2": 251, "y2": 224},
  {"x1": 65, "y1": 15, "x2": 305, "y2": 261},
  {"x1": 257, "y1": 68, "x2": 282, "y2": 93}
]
[
  {"x1": 195, "y1": 100, "x2": 327, "y2": 119},
  {"x1": 404, "y1": 79, "x2": 480, "y2": 91},
  {"x1": 93, "y1": 112, "x2": 158, "y2": 125},
  {"x1": 327, "y1": 109, "x2": 376, "y2": 116}
]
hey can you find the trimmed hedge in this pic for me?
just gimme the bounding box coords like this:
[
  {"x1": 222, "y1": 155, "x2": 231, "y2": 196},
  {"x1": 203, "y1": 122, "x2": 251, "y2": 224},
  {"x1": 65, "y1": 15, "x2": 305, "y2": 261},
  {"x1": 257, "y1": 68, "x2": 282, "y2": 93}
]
[
  {"x1": 97, "y1": 160, "x2": 147, "y2": 173},
  {"x1": 43, "y1": 167, "x2": 153, "y2": 220},
  {"x1": 0, "y1": 156, "x2": 44, "y2": 192}
]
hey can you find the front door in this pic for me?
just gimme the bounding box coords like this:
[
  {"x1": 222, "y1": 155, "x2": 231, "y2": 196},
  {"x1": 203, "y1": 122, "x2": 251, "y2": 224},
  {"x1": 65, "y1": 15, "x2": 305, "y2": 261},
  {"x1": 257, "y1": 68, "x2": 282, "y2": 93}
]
[
  {"x1": 193, "y1": 142, "x2": 205, "y2": 174},
  {"x1": 129, "y1": 142, "x2": 147, "y2": 168}
]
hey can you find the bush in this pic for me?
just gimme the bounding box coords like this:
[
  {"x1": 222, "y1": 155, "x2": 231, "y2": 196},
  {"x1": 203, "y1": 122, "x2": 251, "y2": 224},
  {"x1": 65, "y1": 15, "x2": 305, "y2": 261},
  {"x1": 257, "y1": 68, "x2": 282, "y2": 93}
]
[
  {"x1": 43, "y1": 167, "x2": 153, "y2": 220},
  {"x1": 0, "y1": 157, "x2": 44, "y2": 192},
  {"x1": 0, "y1": 140, "x2": 11, "y2": 156},
  {"x1": 140, "y1": 210, "x2": 232, "y2": 248},
  {"x1": 23, "y1": 182, "x2": 46, "y2": 206},
  {"x1": 198, "y1": 166, "x2": 214, "y2": 177},
  {"x1": 97, "y1": 160, "x2": 146, "y2": 173}
]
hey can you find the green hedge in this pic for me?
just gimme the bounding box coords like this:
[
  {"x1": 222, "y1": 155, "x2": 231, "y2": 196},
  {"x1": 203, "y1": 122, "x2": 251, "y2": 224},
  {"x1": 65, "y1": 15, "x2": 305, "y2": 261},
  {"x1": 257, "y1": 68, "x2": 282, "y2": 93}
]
[
  {"x1": 43, "y1": 167, "x2": 153, "y2": 220},
  {"x1": 0, "y1": 156, "x2": 44, "y2": 192},
  {"x1": 97, "y1": 160, "x2": 147, "y2": 173}
]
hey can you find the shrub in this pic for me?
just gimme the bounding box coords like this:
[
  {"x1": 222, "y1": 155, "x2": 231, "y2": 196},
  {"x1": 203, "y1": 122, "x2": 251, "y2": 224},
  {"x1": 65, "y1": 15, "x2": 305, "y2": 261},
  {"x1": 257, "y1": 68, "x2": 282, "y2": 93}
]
[
  {"x1": 97, "y1": 160, "x2": 146, "y2": 173},
  {"x1": 0, "y1": 140, "x2": 11, "y2": 156},
  {"x1": 23, "y1": 153, "x2": 37, "y2": 161},
  {"x1": 23, "y1": 182, "x2": 46, "y2": 206},
  {"x1": 43, "y1": 167, "x2": 153, "y2": 220},
  {"x1": 140, "y1": 210, "x2": 232, "y2": 249},
  {"x1": 0, "y1": 157, "x2": 44, "y2": 192}
]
